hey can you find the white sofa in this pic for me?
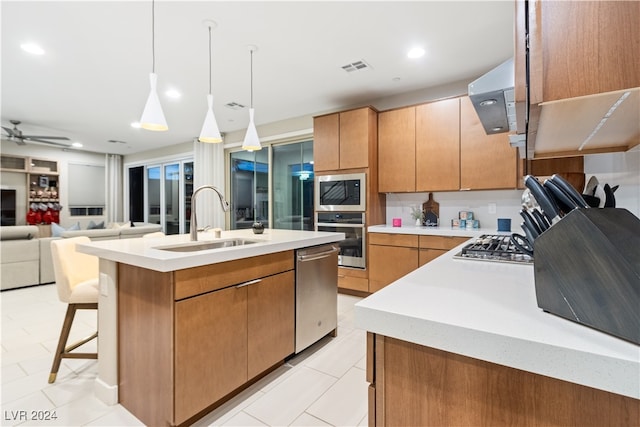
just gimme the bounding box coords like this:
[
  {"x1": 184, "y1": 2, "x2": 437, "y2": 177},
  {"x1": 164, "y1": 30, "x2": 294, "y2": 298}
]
[{"x1": 0, "y1": 222, "x2": 162, "y2": 290}]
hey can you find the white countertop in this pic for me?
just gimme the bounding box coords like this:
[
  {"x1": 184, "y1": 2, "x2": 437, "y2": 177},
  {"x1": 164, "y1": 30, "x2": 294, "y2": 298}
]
[
  {"x1": 77, "y1": 228, "x2": 345, "y2": 272},
  {"x1": 368, "y1": 224, "x2": 503, "y2": 237},
  {"x1": 355, "y1": 243, "x2": 640, "y2": 399}
]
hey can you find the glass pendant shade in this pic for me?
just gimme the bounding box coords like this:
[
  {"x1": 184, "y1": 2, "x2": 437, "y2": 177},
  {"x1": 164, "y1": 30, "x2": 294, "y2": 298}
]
[
  {"x1": 140, "y1": 72, "x2": 168, "y2": 131},
  {"x1": 242, "y1": 108, "x2": 261, "y2": 151},
  {"x1": 198, "y1": 94, "x2": 222, "y2": 143}
]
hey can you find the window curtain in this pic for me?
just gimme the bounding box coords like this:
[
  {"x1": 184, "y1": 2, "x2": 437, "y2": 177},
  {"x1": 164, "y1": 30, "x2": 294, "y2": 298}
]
[
  {"x1": 105, "y1": 154, "x2": 123, "y2": 223},
  {"x1": 193, "y1": 139, "x2": 225, "y2": 229}
]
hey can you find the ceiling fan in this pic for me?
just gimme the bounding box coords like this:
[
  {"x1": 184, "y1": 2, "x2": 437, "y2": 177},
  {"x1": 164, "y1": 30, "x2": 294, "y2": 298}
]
[{"x1": 2, "y1": 120, "x2": 71, "y2": 147}]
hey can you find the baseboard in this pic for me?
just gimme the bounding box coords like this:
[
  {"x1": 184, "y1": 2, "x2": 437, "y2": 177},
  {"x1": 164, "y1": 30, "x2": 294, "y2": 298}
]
[{"x1": 94, "y1": 377, "x2": 118, "y2": 406}]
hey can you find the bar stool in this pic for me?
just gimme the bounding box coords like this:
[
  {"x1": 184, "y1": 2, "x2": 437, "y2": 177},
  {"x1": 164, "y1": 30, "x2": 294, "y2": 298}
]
[{"x1": 48, "y1": 236, "x2": 99, "y2": 383}]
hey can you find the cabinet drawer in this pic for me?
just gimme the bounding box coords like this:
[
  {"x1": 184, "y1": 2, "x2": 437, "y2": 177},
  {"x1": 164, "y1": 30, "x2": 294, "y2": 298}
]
[
  {"x1": 419, "y1": 235, "x2": 468, "y2": 250},
  {"x1": 419, "y1": 248, "x2": 448, "y2": 266},
  {"x1": 338, "y1": 275, "x2": 369, "y2": 292},
  {"x1": 369, "y1": 233, "x2": 419, "y2": 248},
  {"x1": 174, "y1": 250, "x2": 294, "y2": 300}
]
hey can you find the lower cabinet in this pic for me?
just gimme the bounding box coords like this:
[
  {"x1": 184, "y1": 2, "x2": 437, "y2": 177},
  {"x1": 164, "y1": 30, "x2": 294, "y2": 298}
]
[
  {"x1": 419, "y1": 235, "x2": 469, "y2": 266},
  {"x1": 367, "y1": 333, "x2": 639, "y2": 426},
  {"x1": 118, "y1": 251, "x2": 295, "y2": 426},
  {"x1": 369, "y1": 233, "x2": 470, "y2": 292},
  {"x1": 174, "y1": 271, "x2": 295, "y2": 423},
  {"x1": 368, "y1": 234, "x2": 419, "y2": 293}
]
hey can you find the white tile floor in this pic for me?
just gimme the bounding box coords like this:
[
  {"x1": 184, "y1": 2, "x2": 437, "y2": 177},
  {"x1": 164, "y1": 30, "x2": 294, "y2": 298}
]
[{"x1": 1, "y1": 284, "x2": 368, "y2": 426}]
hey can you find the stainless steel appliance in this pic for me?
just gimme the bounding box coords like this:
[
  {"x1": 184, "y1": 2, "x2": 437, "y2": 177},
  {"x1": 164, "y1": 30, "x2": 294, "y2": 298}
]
[
  {"x1": 315, "y1": 173, "x2": 366, "y2": 211},
  {"x1": 316, "y1": 212, "x2": 366, "y2": 269},
  {"x1": 453, "y1": 234, "x2": 533, "y2": 264},
  {"x1": 295, "y1": 244, "x2": 339, "y2": 353}
]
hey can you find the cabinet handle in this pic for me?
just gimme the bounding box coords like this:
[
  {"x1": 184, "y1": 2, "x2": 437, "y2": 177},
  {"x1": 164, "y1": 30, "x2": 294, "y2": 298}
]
[
  {"x1": 236, "y1": 278, "x2": 262, "y2": 288},
  {"x1": 460, "y1": 188, "x2": 471, "y2": 191}
]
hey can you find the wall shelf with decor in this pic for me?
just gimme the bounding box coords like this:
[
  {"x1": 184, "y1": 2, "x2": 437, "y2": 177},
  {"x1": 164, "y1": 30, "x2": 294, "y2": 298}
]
[{"x1": 1, "y1": 154, "x2": 61, "y2": 226}]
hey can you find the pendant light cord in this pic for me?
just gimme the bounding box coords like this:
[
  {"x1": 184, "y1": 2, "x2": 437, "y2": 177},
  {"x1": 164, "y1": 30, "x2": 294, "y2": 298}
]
[
  {"x1": 151, "y1": 0, "x2": 155, "y2": 73},
  {"x1": 250, "y1": 49, "x2": 254, "y2": 108},
  {"x1": 208, "y1": 26, "x2": 212, "y2": 95}
]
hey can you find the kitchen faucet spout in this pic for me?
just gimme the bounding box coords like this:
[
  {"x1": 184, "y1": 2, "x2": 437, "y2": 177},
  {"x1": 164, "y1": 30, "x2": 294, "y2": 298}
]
[{"x1": 190, "y1": 185, "x2": 230, "y2": 241}]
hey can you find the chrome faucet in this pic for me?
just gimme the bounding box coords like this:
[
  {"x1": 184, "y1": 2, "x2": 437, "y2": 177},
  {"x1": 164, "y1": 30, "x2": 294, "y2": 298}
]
[{"x1": 190, "y1": 185, "x2": 231, "y2": 241}]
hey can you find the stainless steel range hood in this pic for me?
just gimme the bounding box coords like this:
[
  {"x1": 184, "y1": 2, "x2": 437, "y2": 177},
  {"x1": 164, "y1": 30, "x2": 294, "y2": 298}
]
[{"x1": 468, "y1": 58, "x2": 516, "y2": 135}]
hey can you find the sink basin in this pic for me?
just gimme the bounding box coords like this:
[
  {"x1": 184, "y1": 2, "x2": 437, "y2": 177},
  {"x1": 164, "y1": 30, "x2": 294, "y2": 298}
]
[{"x1": 155, "y1": 238, "x2": 261, "y2": 252}]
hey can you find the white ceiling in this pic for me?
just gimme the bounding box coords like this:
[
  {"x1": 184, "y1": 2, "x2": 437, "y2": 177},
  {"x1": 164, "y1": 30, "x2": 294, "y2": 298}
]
[{"x1": 1, "y1": 1, "x2": 514, "y2": 155}]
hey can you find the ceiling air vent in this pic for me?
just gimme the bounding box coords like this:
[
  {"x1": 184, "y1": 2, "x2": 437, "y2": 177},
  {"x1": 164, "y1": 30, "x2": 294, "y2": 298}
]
[
  {"x1": 225, "y1": 102, "x2": 246, "y2": 110},
  {"x1": 341, "y1": 60, "x2": 371, "y2": 73}
]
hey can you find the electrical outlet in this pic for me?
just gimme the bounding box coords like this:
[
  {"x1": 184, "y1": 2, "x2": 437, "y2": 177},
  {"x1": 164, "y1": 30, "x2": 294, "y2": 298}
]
[{"x1": 488, "y1": 203, "x2": 497, "y2": 214}]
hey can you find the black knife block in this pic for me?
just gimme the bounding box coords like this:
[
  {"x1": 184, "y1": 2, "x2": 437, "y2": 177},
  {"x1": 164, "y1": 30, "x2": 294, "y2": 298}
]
[{"x1": 534, "y1": 208, "x2": 640, "y2": 344}]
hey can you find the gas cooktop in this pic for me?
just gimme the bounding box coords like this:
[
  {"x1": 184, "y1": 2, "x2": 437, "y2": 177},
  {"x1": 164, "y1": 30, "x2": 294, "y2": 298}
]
[{"x1": 453, "y1": 234, "x2": 533, "y2": 264}]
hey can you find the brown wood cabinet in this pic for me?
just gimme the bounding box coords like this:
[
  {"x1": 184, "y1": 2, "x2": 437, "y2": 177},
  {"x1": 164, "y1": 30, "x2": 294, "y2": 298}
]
[
  {"x1": 377, "y1": 106, "x2": 416, "y2": 193},
  {"x1": 460, "y1": 96, "x2": 518, "y2": 190},
  {"x1": 416, "y1": 98, "x2": 461, "y2": 192},
  {"x1": 313, "y1": 107, "x2": 377, "y2": 172},
  {"x1": 117, "y1": 251, "x2": 295, "y2": 426},
  {"x1": 418, "y1": 235, "x2": 468, "y2": 266},
  {"x1": 522, "y1": 0, "x2": 640, "y2": 157},
  {"x1": 368, "y1": 333, "x2": 639, "y2": 426},
  {"x1": 369, "y1": 233, "x2": 471, "y2": 292},
  {"x1": 368, "y1": 233, "x2": 419, "y2": 293}
]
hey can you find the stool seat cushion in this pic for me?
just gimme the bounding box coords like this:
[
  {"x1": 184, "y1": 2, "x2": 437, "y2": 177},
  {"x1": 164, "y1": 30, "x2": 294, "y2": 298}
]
[{"x1": 68, "y1": 278, "x2": 99, "y2": 304}]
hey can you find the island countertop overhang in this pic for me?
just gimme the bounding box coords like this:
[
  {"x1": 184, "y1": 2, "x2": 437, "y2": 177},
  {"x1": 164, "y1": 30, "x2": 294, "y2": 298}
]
[
  {"x1": 355, "y1": 244, "x2": 640, "y2": 400},
  {"x1": 77, "y1": 229, "x2": 345, "y2": 272}
]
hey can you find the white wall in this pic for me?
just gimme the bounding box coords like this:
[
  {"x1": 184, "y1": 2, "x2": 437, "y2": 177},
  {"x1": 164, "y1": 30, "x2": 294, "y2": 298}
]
[
  {"x1": 584, "y1": 148, "x2": 640, "y2": 218},
  {"x1": 1, "y1": 140, "x2": 106, "y2": 227},
  {"x1": 384, "y1": 189, "x2": 523, "y2": 232}
]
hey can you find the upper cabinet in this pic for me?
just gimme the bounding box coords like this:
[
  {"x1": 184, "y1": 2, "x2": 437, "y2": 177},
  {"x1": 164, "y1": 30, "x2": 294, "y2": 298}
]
[
  {"x1": 416, "y1": 98, "x2": 460, "y2": 192},
  {"x1": 378, "y1": 97, "x2": 518, "y2": 193},
  {"x1": 378, "y1": 106, "x2": 416, "y2": 192},
  {"x1": 313, "y1": 107, "x2": 377, "y2": 172},
  {"x1": 523, "y1": 0, "x2": 640, "y2": 158},
  {"x1": 460, "y1": 97, "x2": 518, "y2": 190}
]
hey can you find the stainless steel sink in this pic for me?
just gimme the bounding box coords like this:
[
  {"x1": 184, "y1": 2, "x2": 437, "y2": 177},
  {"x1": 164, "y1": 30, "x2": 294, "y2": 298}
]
[{"x1": 154, "y1": 238, "x2": 261, "y2": 252}]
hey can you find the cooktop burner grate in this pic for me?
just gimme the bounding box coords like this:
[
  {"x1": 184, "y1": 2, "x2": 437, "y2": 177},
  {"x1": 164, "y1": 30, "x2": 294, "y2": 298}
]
[{"x1": 454, "y1": 234, "x2": 533, "y2": 264}]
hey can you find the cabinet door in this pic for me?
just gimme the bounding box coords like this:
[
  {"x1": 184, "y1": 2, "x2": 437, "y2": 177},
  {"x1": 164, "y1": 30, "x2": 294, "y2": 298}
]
[
  {"x1": 339, "y1": 108, "x2": 371, "y2": 170},
  {"x1": 313, "y1": 114, "x2": 340, "y2": 172},
  {"x1": 416, "y1": 98, "x2": 460, "y2": 191},
  {"x1": 378, "y1": 107, "x2": 416, "y2": 192},
  {"x1": 247, "y1": 270, "x2": 295, "y2": 379},
  {"x1": 460, "y1": 96, "x2": 517, "y2": 190},
  {"x1": 174, "y1": 285, "x2": 248, "y2": 424},
  {"x1": 419, "y1": 249, "x2": 447, "y2": 266},
  {"x1": 369, "y1": 245, "x2": 419, "y2": 293}
]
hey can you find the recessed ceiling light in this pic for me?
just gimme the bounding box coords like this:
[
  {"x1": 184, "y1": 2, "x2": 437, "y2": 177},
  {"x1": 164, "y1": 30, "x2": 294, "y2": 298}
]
[
  {"x1": 392, "y1": 77, "x2": 401, "y2": 82},
  {"x1": 165, "y1": 89, "x2": 181, "y2": 99},
  {"x1": 71, "y1": 142, "x2": 83, "y2": 148},
  {"x1": 21, "y1": 43, "x2": 45, "y2": 55},
  {"x1": 407, "y1": 47, "x2": 425, "y2": 59}
]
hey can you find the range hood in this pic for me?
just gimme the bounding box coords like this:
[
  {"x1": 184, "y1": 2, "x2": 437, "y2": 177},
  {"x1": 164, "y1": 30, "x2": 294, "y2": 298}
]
[{"x1": 468, "y1": 58, "x2": 516, "y2": 135}]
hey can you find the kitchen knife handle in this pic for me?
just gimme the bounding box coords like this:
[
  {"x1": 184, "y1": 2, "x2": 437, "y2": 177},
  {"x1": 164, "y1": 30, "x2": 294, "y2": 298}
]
[
  {"x1": 551, "y1": 174, "x2": 589, "y2": 208},
  {"x1": 544, "y1": 179, "x2": 580, "y2": 213},
  {"x1": 524, "y1": 175, "x2": 561, "y2": 224}
]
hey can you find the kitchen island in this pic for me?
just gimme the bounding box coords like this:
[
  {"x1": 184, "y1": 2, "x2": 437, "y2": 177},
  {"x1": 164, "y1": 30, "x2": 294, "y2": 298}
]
[
  {"x1": 77, "y1": 228, "x2": 345, "y2": 426},
  {"x1": 355, "y1": 241, "x2": 639, "y2": 426}
]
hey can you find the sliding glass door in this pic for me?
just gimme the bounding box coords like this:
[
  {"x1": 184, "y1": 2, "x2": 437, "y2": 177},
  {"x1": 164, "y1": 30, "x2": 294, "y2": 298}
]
[
  {"x1": 229, "y1": 150, "x2": 269, "y2": 229},
  {"x1": 142, "y1": 160, "x2": 193, "y2": 234},
  {"x1": 272, "y1": 141, "x2": 314, "y2": 230}
]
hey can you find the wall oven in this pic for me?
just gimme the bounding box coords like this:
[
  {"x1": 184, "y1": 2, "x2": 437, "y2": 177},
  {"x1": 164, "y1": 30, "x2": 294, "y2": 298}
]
[
  {"x1": 315, "y1": 173, "x2": 366, "y2": 212},
  {"x1": 316, "y1": 212, "x2": 366, "y2": 269}
]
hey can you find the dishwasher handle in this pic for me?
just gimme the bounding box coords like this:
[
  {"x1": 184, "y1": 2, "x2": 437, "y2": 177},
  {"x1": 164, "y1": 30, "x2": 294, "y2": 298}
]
[{"x1": 297, "y1": 246, "x2": 339, "y2": 262}]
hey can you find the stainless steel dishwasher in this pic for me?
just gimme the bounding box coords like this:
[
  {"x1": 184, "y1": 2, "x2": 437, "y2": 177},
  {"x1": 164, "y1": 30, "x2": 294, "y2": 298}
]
[{"x1": 295, "y1": 243, "x2": 339, "y2": 353}]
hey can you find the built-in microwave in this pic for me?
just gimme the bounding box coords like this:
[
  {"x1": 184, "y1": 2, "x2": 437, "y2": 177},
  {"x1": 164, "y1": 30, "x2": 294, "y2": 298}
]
[{"x1": 315, "y1": 173, "x2": 366, "y2": 212}]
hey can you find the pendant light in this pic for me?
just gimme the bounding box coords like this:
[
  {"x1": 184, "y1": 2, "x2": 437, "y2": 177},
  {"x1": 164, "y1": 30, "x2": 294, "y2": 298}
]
[
  {"x1": 242, "y1": 45, "x2": 261, "y2": 151},
  {"x1": 140, "y1": 0, "x2": 168, "y2": 131},
  {"x1": 198, "y1": 21, "x2": 222, "y2": 143}
]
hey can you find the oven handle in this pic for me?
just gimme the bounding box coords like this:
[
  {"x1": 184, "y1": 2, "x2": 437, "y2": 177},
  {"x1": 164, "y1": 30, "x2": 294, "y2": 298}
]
[{"x1": 317, "y1": 222, "x2": 365, "y2": 228}]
